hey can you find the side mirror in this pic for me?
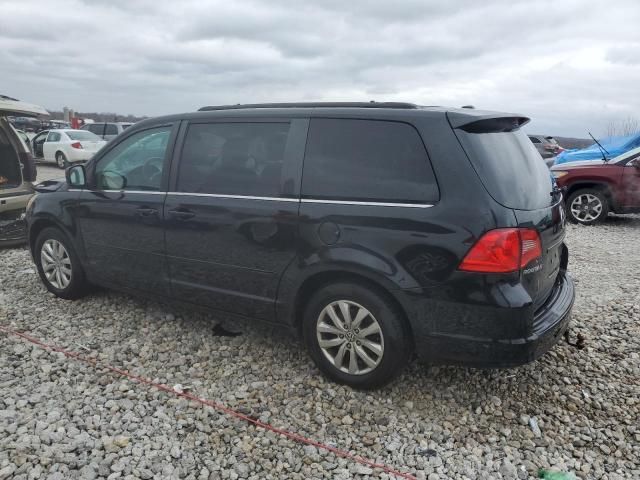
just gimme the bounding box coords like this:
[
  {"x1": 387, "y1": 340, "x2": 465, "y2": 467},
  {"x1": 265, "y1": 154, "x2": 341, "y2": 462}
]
[{"x1": 66, "y1": 164, "x2": 86, "y2": 188}]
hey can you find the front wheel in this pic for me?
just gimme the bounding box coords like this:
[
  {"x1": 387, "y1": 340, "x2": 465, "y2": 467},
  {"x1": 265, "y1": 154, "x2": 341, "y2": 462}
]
[
  {"x1": 566, "y1": 189, "x2": 609, "y2": 224},
  {"x1": 35, "y1": 227, "x2": 88, "y2": 299},
  {"x1": 302, "y1": 282, "x2": 413, "y2": 389},
  {"x1": 55, "y1": 152, "x2": 67, "y2": 169}
]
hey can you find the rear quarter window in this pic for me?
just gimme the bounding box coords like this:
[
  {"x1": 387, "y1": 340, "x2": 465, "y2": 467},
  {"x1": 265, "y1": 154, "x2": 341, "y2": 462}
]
[
  {"x1": 455, "y1": 126, "x2": 553, "y2": 211},
  {"x1": 301, "y1": 118, "x2": 439, "y2": 204}
]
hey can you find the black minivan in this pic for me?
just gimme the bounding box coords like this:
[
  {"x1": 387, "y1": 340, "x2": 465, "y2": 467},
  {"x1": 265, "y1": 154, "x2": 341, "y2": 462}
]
[{"x1": 26, "y1": 102, "x2": 574, "y2": 388}]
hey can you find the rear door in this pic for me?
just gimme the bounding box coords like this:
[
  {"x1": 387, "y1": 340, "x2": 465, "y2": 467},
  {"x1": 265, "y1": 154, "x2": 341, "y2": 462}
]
[
  {"x1": 453, "y1": 118, "x2": 565, "y2": 309},
  {"x1": 42, "y1": 131, "x2": 61, "y2": 161},
  {"x1": 74, "y1": 124, "x2": 177, "y2": 294},
  {"x1": 164, "y1": 118, "x2": 306, "y2": 321}
]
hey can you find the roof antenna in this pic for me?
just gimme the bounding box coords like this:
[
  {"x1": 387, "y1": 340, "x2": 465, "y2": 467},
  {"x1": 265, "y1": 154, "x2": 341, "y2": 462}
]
[{"x1": 588, "y1": 132, "x2": 610, "y2": 162}]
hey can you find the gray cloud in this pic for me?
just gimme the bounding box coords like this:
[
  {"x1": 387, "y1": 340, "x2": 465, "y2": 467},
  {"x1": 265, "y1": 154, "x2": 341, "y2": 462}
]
[{"x1": 0, "y1": 0, "x2": 638, "y2": 136}]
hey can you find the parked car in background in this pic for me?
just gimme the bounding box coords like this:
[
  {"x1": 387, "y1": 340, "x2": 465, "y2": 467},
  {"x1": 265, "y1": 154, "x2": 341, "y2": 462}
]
[
  {"x1": 26, "y1": 102, "x2": 574, "y2": 388},
  {"x1": 0, "y1": 95, "x2": 46, "y2": 246},
  {"x1": 529, "y1": 135, "x2": 564, "y2": 166},
  {"x1": 552, "y1": 147, "x2": 640, "y2": 224},
  {"x1": 39, "y1": 129, "x2": 106, "y2": 168},
  {"x1": 81, "y1": 122, "x2": 134, "y2": 141}
]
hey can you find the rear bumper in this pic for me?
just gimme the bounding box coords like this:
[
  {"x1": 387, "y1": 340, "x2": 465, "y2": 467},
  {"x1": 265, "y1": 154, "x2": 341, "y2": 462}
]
[{"x1": 406, "y1": 273, "x2": 575, "y2": 367}]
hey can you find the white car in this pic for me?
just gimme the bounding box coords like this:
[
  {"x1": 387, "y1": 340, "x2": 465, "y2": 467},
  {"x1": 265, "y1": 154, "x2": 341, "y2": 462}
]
[{"x1": 42, "y1": 129, "x2": 106, "y2": 168}]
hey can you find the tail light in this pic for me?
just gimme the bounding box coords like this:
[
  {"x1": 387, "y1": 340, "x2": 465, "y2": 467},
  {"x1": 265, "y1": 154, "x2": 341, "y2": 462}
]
[
  {"x1": 459, "y1": 228, "x2": 542, "y2": 273},
  {"x1": 71, "y1": 142, "x2": 83, "y2": 149}
]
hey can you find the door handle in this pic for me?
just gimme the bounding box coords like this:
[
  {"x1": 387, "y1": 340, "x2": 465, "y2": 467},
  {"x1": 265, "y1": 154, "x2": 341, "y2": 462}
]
[
  {"x1": 136, "y1": 207, "x2": 158, "y2": 217},
  {"x1": 168, "y1": 208, "x2": 195, "y2": 220}
]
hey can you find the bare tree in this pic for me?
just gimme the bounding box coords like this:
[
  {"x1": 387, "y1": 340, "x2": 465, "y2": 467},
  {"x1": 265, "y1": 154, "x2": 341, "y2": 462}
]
[{"x1": 605, "y1": 116, "x2": 640, "y2": 138}]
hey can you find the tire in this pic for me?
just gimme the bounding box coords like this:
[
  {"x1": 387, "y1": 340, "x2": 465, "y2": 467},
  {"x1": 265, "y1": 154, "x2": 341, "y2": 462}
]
[
  {"x1": 34, "y1": 227, "x2": 88, "y2": 299},
  {"x1": 55, "y1": 151, "x2": 67, "y2": 169},
  {"x1": 566, "y1": 188, "x2": 609, "y2": 225},
  {"x1": 302, "y1": 282, "x2": 413, "y2": 389}
]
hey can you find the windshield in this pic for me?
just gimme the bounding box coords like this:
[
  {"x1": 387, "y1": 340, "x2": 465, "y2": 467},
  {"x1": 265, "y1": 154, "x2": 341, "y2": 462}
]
[
  {"x1": 455, "y1": 127, "x2": 554, "y2": 210},
  {"x1": 66, "y1": 130, "x2": 101, "y2": 141}
]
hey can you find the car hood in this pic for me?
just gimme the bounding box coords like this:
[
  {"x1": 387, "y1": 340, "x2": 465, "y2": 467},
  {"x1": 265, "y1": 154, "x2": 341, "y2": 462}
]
[
  {"x1": 551, "y1": 160, "x2": 607, "y2": 170},
  {"x1": 0, "y1": 95, "x2": 49, "y2": 117}
]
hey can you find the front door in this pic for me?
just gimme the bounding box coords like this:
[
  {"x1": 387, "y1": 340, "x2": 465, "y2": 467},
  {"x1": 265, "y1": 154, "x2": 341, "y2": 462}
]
[
  {"x1": 74, "y1": 124, "x2": 177, "y2": 294},
  {"x1": 164, "y1": 118, "x2": 306, "y2": 321},
  {"x1": 32, "y1": 130, "x2": 48, "y2": 158}
]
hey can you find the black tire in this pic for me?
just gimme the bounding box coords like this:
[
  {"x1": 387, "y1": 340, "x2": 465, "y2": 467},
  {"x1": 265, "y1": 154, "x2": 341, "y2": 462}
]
[
  {"x1": 302, "y1": 282, "x2": 413, "y2": 389},
  {"x1": 566, "y1": 188, "x2": 609, "y2": 225},
  {"x1": 34, "y1": 227, "x2": 88, "y2": 299},
  {"x1": 55, "y1": 151, "x2": 67, "y2": 169}
]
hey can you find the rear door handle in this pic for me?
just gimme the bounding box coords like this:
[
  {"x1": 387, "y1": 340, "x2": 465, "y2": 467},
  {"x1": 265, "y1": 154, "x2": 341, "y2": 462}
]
[
  {"x1": 168, "y1": 208, "x2": 195, "y2": 220},
  {"x1": 136, "y1": 207, "x2": 158, "y2": 217}
]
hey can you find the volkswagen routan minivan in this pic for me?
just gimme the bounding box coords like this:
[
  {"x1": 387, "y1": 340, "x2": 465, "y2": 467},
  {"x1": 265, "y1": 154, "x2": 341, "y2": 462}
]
[{"x1": 26, "y1": 102, "x2": 574, "y2": 388}]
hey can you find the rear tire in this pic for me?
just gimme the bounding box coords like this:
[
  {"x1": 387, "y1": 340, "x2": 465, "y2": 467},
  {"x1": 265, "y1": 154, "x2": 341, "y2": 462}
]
[
  {"x1": 302, "y1": 282, "x2": 412, "y2": 389},
  {"x1": 566, "y1": 189, "x2": 609, "y2": 225},
  {"x1": 35, "y1": 227, "x2": 88, "y2": 299},
  {"x1": 55, "y1": 151, "x2": 67, "y2": 169}
]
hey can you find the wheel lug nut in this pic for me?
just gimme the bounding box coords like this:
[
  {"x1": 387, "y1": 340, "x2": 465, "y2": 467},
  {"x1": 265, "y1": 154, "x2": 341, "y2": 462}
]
[
  {"x1": 346, "y1": 343, "x2": 351, "y2": 348},
  {"x1": 356, "y1": 341, "x2": 361, "y2": 346},
  {"x1": 354, "y1": 329, "x2": 359, "y2": 334}
]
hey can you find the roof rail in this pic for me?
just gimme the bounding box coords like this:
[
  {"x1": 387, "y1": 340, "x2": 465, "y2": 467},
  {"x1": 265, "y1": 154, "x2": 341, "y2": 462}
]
[{"x1": 198, "y1": 101, "x2": 418, "y2": 112}]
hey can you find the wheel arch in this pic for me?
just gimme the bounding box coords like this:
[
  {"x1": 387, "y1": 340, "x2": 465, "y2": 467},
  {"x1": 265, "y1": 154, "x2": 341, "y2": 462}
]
[
  {"x1": 565, "y1": 181, "x2": 615, "y2": 207},
  {"x1": 285, "y1": 268, "x2": 415, "y2": 348},
  {"x1": 29, "y1": 217, "x2": 68, "y2": 257}
]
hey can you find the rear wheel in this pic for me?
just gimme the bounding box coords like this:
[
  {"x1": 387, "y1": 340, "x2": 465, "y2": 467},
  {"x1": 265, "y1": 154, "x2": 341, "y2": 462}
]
[
  {"x1": 35, "y1": 227, "x2": 87, "y2": 299},
  {"x1": 302, "y1": 282, "x2": 412, "y2": 389},
  {"x1": 566, "y1": 189, "x2": 609, "y2": 224},
  {"x1": 55, "y1": 151, "x2": 67, "y2": 169}
]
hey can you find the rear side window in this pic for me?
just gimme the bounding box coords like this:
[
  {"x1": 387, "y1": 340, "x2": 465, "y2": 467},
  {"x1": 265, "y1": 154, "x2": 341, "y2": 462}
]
[
  {"x1": 529, "y1": 136, "x2": 541, "y2": 144},
  {"x1": 177, "y1": 122, "x2": 291, "y2": 196},
  {"x1": 105, "y1": 124, "x2": 118, "y2": 135},
  {"x1": 89, "y1": 124, "x2": 104, "y2": 135},
  {"x1": 455, "y1": 124, "x2": 553, "y2": 210},
  {"x1": 47, "y1": 132, "x2": 61, "y2": 142},
  {"x1": 302, "y1": 118, "x2": 438, "y2": 203}
]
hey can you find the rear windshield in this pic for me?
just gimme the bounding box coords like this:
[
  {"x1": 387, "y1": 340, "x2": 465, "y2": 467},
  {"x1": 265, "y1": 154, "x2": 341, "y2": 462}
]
[
  {"x1": 66, "y1": 130, "x2": 101, "y2": 141},
  {"x1": 455, "y1": 126, "x2": 553, "y2": 210}
]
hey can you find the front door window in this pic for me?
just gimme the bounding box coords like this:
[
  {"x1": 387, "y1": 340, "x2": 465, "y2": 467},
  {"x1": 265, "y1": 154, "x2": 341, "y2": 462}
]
[{"x1": 93, "y1": 126, "x2": 171, "y2": 191}]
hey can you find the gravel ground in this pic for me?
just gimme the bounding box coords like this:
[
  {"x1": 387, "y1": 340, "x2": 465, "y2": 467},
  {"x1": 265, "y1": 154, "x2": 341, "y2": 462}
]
[{"x1": 1, "y1": 215, "x2": 639, "y2": 480}]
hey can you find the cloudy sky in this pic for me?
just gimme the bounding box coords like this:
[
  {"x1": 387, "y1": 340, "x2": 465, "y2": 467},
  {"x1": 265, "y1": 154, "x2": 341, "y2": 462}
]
[{"x1": 1, "y1": 0, "x2": 638, "y2": 137}]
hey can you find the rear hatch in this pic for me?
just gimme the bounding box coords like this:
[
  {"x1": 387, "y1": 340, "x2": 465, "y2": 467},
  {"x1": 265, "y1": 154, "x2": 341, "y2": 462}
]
[{"x1": 450, "y1": 114, "x2": 566, "y2": 310}]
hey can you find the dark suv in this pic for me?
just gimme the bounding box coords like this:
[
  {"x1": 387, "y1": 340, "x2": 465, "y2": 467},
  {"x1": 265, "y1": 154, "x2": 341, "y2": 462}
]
[{"x1": 26, "y1": 102, "x2": 574, "y2": 388}]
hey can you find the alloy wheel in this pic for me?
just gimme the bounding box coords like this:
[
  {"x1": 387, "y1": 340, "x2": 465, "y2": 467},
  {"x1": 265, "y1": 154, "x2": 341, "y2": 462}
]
[
  {"x1": 40, "y1": 239, "x2": 72, "y2": 289},
  {"x1": 56, "y1": 153, "x2": 66, "y2": 168},
  {"x1": 316, "y1": 300, "x2": 384, "y2": 375},
  {"x1": 570, "y1": 193, "x2": 603, "y2": 222}
]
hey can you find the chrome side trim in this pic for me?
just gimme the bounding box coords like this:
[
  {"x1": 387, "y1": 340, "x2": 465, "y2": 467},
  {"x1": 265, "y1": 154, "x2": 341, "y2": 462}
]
[
  {"x1": 167, "y1": 192, "x2": 299, "y2": 202},
  {"x1": 301, "y1": 198, "x2": 434, "y2": 208},
  {"x1": 69, "y1": 189, "x2": 435, "y2": 208},
  {"x1": 70, "y1": 189, "x2": 166, "y2": 195}
]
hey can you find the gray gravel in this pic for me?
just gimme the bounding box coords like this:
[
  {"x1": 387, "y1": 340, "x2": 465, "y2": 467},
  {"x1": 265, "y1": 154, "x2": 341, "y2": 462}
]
[{"x1": 1, "y1": 215, "x2": 639, "y2": 479}]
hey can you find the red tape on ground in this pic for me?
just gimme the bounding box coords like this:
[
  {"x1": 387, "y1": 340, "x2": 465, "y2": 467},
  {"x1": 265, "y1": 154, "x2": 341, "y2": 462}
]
[{"x1": 0, "y1": 325, "x2": 416, "y2": 480}]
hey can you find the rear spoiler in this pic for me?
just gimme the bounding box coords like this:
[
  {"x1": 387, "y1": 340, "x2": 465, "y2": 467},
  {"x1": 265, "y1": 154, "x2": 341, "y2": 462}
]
[{"x1": 447, "y1": 111, "x2": 530, "y2": 133}]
